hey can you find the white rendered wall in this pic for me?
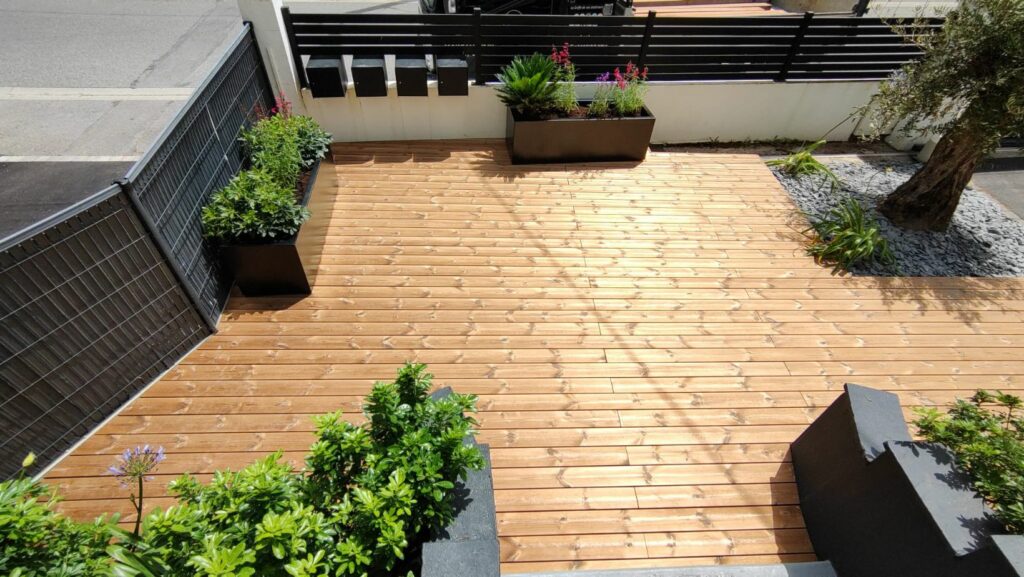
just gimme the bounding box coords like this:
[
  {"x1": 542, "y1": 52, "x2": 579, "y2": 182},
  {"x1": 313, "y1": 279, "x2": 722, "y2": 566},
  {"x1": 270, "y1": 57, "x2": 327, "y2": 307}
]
[
  {"x1": 240, "y1": 0, "x2": 884, "y2": 144},
  {"x1": 299, "y1": 80, "x2": 881, "y2": 144}
]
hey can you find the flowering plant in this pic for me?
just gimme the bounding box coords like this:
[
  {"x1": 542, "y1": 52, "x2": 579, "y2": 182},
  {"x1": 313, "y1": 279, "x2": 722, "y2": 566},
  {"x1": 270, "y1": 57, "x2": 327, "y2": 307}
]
[
  {"x1": 108, "y1": 445, "x2": 165, "y2": 540},
  {"x1": 550, "y1": 43, "x2": 578, "y2": 114},
  {"x1": 591, "y1": 61, "x2": 648, "y2": 117}
]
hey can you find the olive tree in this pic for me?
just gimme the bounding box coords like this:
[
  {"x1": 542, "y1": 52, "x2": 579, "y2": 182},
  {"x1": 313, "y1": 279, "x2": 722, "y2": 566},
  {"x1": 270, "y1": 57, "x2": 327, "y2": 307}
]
[{"x1": 868, "y1": 0, "x2": 1024, "y2": 232}]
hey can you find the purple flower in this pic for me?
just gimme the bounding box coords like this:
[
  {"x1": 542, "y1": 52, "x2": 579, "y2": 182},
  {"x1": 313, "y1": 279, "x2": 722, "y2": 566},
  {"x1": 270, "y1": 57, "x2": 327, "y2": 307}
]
[
  {"x1": 107, "y1": 445, "x2": 165, "y2": 487},
  {"x1": 596, "y1": 72, "x2": 611, "y2": 83}
]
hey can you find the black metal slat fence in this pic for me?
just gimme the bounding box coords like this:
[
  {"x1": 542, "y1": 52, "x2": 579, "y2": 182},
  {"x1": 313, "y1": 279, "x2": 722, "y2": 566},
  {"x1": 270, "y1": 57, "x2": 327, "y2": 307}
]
[
  {"x1": 283, "y1": 11, "x2": 939, "y2": 84},
  {"x1": 0, "y1": 24, "x2": 272, "y2": 479}
]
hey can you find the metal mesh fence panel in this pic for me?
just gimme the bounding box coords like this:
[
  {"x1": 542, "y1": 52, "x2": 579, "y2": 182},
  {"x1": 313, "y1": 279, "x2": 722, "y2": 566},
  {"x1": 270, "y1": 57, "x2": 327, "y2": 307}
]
[{"x1": 0, "y1": 189, "x2": 208, "y2": 479}]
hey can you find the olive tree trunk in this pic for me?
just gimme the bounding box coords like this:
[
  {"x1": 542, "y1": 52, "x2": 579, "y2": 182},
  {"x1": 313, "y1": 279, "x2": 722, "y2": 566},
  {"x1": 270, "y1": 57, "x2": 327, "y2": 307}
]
[{"x1": 878, "y1": 123, "x2": 985, "y2": 232}]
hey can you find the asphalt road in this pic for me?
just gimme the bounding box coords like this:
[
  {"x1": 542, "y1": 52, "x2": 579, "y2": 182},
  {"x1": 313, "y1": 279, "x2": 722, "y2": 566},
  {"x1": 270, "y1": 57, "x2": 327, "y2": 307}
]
[
  {"x1": 974, "y1": 156, "x2": 1024, "y2": 221},
  {"x1": 0, "y1": 0, "x2": 241, "y2": 239},
  {"x1": 0, "y1": 0, "x2": 241, "y2": 158}
]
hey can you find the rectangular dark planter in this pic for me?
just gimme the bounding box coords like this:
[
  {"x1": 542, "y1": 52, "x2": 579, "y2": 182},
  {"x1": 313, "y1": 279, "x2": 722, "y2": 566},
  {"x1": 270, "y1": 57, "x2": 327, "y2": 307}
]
[
  {"x1": 506, "y1": 104, "x2": 655, "y2": 164},
  {"x1": 220, "y1": 159, "x2": 320, "y2": 297}
]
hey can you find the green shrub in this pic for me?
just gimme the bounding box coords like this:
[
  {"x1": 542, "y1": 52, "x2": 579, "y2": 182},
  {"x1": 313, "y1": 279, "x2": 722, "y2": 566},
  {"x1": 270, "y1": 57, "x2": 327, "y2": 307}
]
[
  {"x1": 0, "y1": 365, "x2": 482, "y2": 577},
  {"x1": 0, "y1": 475, "x2": 114, "y2": 576},
  {"x1": 108, "y1": 363, "x2": 484, "y2": 577},
  {"x1": 201, "y1": 169, "x2": 309, "y2": 243},
  {"x1": 915, "y1": 390, "x2": 1024, "y2": 533},
  {"x1": 289, "y1": 115, "x2": 332, "y2": 168},
  {"x1": 242, "y1": 114, "x2": 303, "y2": 188},
  {"x1": 767, "y1": 140, "x2": 841, "y2": 191},
  {"x1": 495, "y1": 53, "x2": 559, "y2": 119},
  {"x1": 805, "y1": 196, "x2": 896, "y2": 272}
]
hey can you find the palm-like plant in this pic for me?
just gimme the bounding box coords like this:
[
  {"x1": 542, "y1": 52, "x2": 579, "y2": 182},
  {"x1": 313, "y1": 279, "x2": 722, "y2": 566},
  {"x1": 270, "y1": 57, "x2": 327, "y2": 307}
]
[
  {"x1": 495, "y1": 53, "x2": 559, "y2": 119},
  {"x1": 767, "y1": 140, "x2": 841, "y2": 191}
]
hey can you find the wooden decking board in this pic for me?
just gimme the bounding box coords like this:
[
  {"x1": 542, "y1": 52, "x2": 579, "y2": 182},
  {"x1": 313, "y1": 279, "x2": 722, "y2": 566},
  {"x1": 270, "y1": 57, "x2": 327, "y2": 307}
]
[{"x1": 46, "y1": 141, "x2": 1024, "y2": 574}]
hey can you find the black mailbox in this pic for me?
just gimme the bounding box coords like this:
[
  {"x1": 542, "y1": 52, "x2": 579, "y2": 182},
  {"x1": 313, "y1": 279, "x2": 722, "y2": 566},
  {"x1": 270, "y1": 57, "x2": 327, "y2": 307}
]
[
  {"x1": 306, "y1": 56, "x2": 347, "y2": 98},
  {"x1": 436, "y1": 57, "x2": 469, "y2": 96},
  {"x1": 395, "y1": 55, "x2": 428, "y2": 97},
  {"x1": 351, "y1": 56, "x2": 387, "y2": 97}
]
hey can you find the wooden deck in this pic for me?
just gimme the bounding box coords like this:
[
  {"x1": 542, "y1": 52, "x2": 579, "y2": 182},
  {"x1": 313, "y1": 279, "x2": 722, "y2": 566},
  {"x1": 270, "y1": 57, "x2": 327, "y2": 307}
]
[{"x1": 47, "y1": 140, "x2": 1024, "y2": 574}]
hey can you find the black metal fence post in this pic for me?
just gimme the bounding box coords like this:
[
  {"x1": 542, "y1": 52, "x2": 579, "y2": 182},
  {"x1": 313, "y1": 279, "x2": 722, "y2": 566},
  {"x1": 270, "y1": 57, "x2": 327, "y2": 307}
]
[
  {"x1": 777, "y1": 11, "x2": 814, "y2": 82},
  {"x1": 281, "y1": 7, "x2": 308, "y2": 88},
  {"x1": 116, "y1": 180, "x2": 219, "y2": 333},
  {"x1": 472, "y1": 8, "x2": 484, "y2": 84},
  {"x1": 637, "y1": 10, "x2": 656, "y2": 70}
]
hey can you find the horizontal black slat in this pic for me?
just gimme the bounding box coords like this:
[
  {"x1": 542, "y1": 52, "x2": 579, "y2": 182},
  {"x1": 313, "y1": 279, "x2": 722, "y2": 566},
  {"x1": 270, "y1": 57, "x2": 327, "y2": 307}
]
[
  {"x1": 290, "y1": 13, "x2": 474, "y2": 24},
  {"x1": 478, "y1": 35, "x2": 644, "y2": 44},
  {"x1": 478, "y1": 24, "x2": 647, "y2": 34},
  {"x1": 293, "y1": 24, "x2": 474, "y2": 35},
  {"x1": 295, "y1": 34, "x2": 474, "y2": 45},
  {"x1": 478, "y1": 44, "x2": 643, "y2": 54},
  {"x1": 479, "y1": 14, "x2": 636, "y2": 24},
  {"x1": 791, "y1": 53, "x2": 919, "y2": 63},
  {"x1": 788, "y1": 62, "x2": 903, "y2": 71}
]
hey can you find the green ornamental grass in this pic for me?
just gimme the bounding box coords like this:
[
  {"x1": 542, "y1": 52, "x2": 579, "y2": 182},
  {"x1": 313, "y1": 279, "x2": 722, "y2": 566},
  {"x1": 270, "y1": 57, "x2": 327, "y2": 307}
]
[
  {"x1": 767, "y1": 140, "x2": 841, "y2": 191},
  {"x1": 804, "y1": 196, "x2": 896, "y2": 273}
]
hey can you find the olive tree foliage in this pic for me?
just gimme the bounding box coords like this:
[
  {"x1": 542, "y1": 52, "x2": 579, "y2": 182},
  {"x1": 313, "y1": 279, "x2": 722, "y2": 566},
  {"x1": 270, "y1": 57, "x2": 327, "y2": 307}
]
[{"x1": 865, "y1": 0, "x2": 1024, "y2": 231}]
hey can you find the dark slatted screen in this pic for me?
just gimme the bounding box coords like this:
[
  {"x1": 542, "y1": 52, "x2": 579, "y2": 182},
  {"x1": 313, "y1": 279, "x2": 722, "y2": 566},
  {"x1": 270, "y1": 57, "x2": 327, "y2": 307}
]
[{"x1": 284, "y1": 11, "x2": 938, "y2": 84}]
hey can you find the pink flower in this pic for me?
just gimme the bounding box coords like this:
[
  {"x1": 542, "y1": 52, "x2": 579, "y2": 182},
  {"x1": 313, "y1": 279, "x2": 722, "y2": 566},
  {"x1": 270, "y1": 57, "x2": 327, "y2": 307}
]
[
  {"x1": 641, "y1": 66, "x2": 649, "y2": 80},
  {"x1": 613, "y1": 68, "x2": 626, "y2": 89}
]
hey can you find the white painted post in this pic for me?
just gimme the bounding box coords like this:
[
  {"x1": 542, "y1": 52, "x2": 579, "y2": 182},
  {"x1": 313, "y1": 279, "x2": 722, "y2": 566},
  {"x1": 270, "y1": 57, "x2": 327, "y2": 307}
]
[{"x1": 237, "y1": 0, "x2": 308, "y2": 114}]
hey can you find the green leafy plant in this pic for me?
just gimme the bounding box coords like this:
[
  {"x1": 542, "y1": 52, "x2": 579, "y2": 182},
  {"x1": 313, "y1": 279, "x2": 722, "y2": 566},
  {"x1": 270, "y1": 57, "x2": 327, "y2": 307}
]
[
  {"x1": 242, "y1": 114, "x2": 303, "y2": 189},
  {"x1": 106, "y1": 363, "x2": 484, "y2": 577},
  {"x1": 0, "y1": 455, "x2": 114, "y2": 576},
  {"x1": 804, "y1": 196, "x2": 896, "y2": 272},
  {"x1": 289, "y1": 115, "x2": 332, "y2": 168},
  {"x1": 915, "y1": 390, "x2": 1024, "y2": 532},
  {"x1": 1, "y1": 365, "x2": 482, "y2": 577},
  {"x1": 767, "y1": 140, "x2": 841, "y2": 191},
  {"x1": 201, "y1": 169, "x2": 309, "y2": 243},
  {"x1": 495, "y1": 53, "x2": 559, "y2": 119}
]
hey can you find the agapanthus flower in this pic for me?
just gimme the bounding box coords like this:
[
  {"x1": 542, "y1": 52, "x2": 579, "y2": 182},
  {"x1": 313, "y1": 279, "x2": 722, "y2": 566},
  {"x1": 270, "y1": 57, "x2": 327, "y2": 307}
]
[{"x1": 108, "y1": 445, "x2": 165, "y2": 487}]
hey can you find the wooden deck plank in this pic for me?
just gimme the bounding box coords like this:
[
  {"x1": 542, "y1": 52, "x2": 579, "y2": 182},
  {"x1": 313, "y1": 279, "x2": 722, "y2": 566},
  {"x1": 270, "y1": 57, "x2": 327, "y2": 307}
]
[{"x1": 45, "y1": 140, "x2": 1024, "y2": 574}]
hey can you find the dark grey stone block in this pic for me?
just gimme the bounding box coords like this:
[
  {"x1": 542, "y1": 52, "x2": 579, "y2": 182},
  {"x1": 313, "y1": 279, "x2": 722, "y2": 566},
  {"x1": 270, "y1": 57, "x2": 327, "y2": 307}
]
[
  {"x1": 421, "y1": 538, "x2": 500, "y2": 577},
  {"x1": 351, "y1": 56, "x2": 387, "y2": 97},
  {"x1": 422, "y1": 386, "x2": 499, "y2": 577},
  {"x1": 888, "y1": 441, "x2": 1002, "y2": 557},
  {"x1": 521, "y1": 561, "x2": 837, "y2": 577},
  {"x1": 436, "y1": 57, "x2": 469, "y2": 96},
  {"x1": 395, "y1": 55, "x2": 428, "y2": 97},
  {"x1": 793, "y1": 383, "x2": 1024, "y2": 577},
  {"x1": 992, "y1": 536, "x2": 1024, "y2": 576},
  {"x1": 306, "y1": 56, "x2": 347, "y2": 98}
]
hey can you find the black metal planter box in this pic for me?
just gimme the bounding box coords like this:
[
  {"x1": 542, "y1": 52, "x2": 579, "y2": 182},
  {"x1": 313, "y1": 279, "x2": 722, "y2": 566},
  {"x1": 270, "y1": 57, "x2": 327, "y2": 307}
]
[
  {"x1": 506, "y1": 104, "x2": 656, "y2": 164},
  {"x1": 220, "y1": 159, "x2": 320, "y2": 297}
]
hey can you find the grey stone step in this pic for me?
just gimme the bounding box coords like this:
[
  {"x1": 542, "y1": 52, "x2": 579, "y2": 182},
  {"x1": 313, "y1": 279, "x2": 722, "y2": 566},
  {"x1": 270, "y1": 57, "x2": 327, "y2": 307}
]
[{"x1": 520, "y1": 561, "x2": 837, "y2": 577}]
